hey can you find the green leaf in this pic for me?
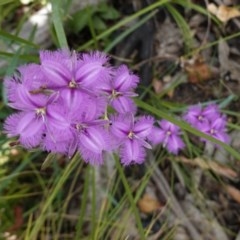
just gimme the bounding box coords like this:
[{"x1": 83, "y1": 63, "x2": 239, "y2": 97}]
[
  {"x1": 0, "y1": 51, "x2": 38, "y2": 62},
  {"x1": 93, "y1": 16, "x2": 107, "y2": 31},
  {"x1": 0, "y1": 0, "x2": 15, "y2": 5},
  {"x1": 99, "y1": 5, "x2": 120, "y2": 20},
  {"x1": 41, "y1": 153, "x2": 58, "y2": 170},
  {"x1": 70, "y1": 7, "x2": 93, "y2": 33},
  {"x1": 0, "y1": 30, "x2": 39, "y2": 48}
]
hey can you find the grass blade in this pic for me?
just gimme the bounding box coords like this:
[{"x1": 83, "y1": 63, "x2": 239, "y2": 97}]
[
  {"x1": 51, "y1": 0, "x2": 69, "y2": 49},
  {"x1": 104, "y1": 10, "x2": 158, "y2": 53},
  {"x1": 78, "y1": 0, "x2": 170, "y2": 50},
  {"x1": 114, "y1": 155, "x2": 146, "y2": 240},
  {"x1": 0, "y1": 0, "x2": 16, "y2": 6},
  {"x1": 27, "y1": 153, "x2": 80, "y2": 239},
  {"x1": 0, "y1": 29, "x2": 39, "y2": 48}
]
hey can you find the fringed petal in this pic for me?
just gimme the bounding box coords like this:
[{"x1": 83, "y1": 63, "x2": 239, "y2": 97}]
[
  {"x1": 113, "y1": 65, "x2": 139, "y2": 91},
  {"x1": 78, "y1": 127, "x2": 111, "y2": 165},
  {"x1": 133, "y1": 115, "x2": 154, "y2": 138},
  {"x1": 40, "y1": 50, "x2": 72, "y2": 88},
  {"x1": 166, "y1": 135, "x2": 185, "y2": 154},
  {"x1": 110, "y1": 114, "x2": 132, "y2": 140},
  {"x1": 76, "y1": 51, "x2": 111, "y2": 87},
  {"x1": 4, "y1": 112, "x2": 44, "y2": 148},
  {"x1": 120, "y1": 139, "x2": 146, "y2": 165},
  {"x1": 111, "y1": 97, "x2": 137, "y2": 114}
]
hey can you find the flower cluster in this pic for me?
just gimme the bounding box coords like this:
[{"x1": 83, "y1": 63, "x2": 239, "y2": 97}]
[
  {"x1": 184, "y1": 104, "x2": 229, "y2": 144},
  {"x1": 4, "y1": 50, "x2": 229, "y2": 165},
  {"x1": 4, "y1": 50, "x2": 160, "y2": 165}
]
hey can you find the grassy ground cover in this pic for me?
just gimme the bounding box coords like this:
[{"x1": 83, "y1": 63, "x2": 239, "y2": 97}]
[{"x1": 0, "y1": 0, "x2": 240, "y2": 239}]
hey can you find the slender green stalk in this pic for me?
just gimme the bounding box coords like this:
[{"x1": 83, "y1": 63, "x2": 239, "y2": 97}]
[
  {"x1": 166, "y1": 4, "x2": 193, "y2": 52},
  {"x1": 0, "y1": 29, "x2": 39, "y2": 48},
  {"x1": 51, "y1": 0, "x2": 69, "y2": 49},
  {"x1": 87, "y1": 7, "x2": 99, "y2": 49},
  {"x1": 24, "y1": 213, "x2": 33, "y2": 238},
  {"x1": 0, "y1": 152, "x2": 40, "y2": 193},
  {"x1": 114, "y1": 155, "x2": 146, "y2": 240},
  {"x1": 228, "y1": 122, "x2": 240, "y2": 131},
  {"x1": 54, "y1": 161, "x2": 84, "y2": 240},
  {"x1": 74, "y1": 165, "x2": 90, "y2": 240},
  {"x1": 0, "y1": 51, "x2": 38, "y2": 62},
  {"x1": 91, "y1": 167, "x2": 97, "y2": 240},
  {"x1": 27, "y1": 153, "x2": 80, "y2": 239},
  {"x1": 93, "y1": 170, "x2": 116, "y2": 238},
  {"x1": 186, "y1": 32, "x2": 240, "y2": 58}
]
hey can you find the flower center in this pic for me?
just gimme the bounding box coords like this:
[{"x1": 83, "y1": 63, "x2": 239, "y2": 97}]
[
  {"x1": 128, "y1": 131, "x2": 134, "y2": 139},
  {"x1": 166, "y1": 131, "x2": 172, "y2": 136},
  {"x1": 69, "y1": 79, "x2": 77, "y2": 88},
  {"x1": 36, "y1": 107, "x2": 46, "y2": 115},
  {"x1": 76, "y1": 123, "x2": 87, "y2": 132},
  {"x1": 111, "y1": 89, "x2": 122, "y2": 99},
  {"x1": 210, "y1": 128, "x2": 215, "y2": 134},
  {"x1": 198, "y1": 115, "x2": 203, "y2": 121}
]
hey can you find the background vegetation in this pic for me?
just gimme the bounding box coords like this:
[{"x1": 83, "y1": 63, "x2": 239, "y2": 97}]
[{"x1": 0, "y1": 0, "x2": 240, "y2": 239}]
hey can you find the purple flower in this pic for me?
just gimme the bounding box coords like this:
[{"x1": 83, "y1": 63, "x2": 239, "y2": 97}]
[
  {"x1": 43, "y1": 96, "x2": 109, "y2": 163},
  {"x1": 77, "y1": 126, "x2": 111, "y2": 165},
  {"x1": 149, "y1": 120, "x2": 185, "y2": 154},
  {"x1": 41, "y1": 101, "x2": 76, "y2": 155},
  {"x1": 199, "y1": 117, "x2": 229, "y2": 144},
  {"x1": 4, "y1": 98, "x2": 56, "y2": 149},
  {"x1": 203, "y1": 104, "x2": 221, "y2": 120},
  {"x1": 184, "y1": 104, "x2": 220, "y2": 128},
  {"x1": 4, "y1": 64, "x2": 58, "y2": 148},
  {"x1": 40, "y1": 50, "x2": 111, "y2": 108},
  {"x1": 100, "y1": 65, "x2": 139, "y2": 113},
  {"x1": 74, "y1": 98, "x2": 111, "y2": 165},
  {"x1": 110, "y1": 114, "x2": 154, "y2": 165},
  {"x1": 184, "y1": 104, "x2": 230, "y2": 144},
  {"x1": 4, "y1": 64, "x2": 48, "y2": 111},
  {"x1": 4, "y1": 112, "x2": 46, "y2": 148}
]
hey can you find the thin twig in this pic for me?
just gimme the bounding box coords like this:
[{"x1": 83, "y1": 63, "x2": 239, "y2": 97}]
[
  {"x1": 201, "y1": 0, "x2": 211, "y2": 47},
  {"x1": 132, "y1": 55, "x2": 177, "y2": 70}
]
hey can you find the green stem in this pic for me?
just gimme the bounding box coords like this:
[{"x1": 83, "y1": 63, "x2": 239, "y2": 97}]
[
  {"x1": 28, "y1": 153, "x2": 80, "y2": 239},
  {"x1": 114, "y1": 155, "x2": 146, "y2": 240},
  {"x1": 74, "y1": 165, "x2": 90, "y2": 239}
]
